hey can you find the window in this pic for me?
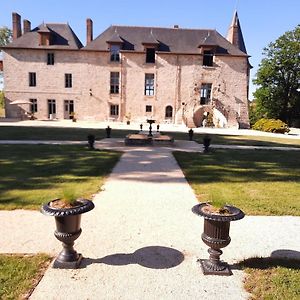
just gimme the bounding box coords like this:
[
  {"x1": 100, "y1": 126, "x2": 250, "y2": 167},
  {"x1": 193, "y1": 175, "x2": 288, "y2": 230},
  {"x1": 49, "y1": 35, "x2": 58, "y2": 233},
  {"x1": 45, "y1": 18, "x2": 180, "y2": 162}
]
[
  {"x1": 47, "y1": 53, "x2": 54, "y2": 65},
  {"x1": 65, "y1": 73, "x2": 72, "y2": 88},
  {"x1": 146, "y1": 105, "x2": 152, "y2": 112},
  {"x1": 145, "y1": 73, "x2": 154, "y2": 96},
  {"x1": 146, "y1": 48, "x2": 155, "y2": 63},
  {"x1": 165, "y1": 106, "x2": 173, "y2": 118},
  {"x1": 203, "y1": 50, "x2": 214, "y2": 66},
  {"x1": 110, "y1": 72, "x2": 119, "y2": 94},
  {"x1": 29, "y1": 72, "x2": 36, "y2": 87},
  {"x1": 200, "y1": 83, "x2": 212, "y2": 104},
  {"x1": 30, "y1": 99, "x2": 37, "y2": 113},
  {"x1": 110, "y1": 104, "x2": 119, "y2": 116},
  {"x1": 110, "y1": 45, "x2": 120, "y2": 62}
]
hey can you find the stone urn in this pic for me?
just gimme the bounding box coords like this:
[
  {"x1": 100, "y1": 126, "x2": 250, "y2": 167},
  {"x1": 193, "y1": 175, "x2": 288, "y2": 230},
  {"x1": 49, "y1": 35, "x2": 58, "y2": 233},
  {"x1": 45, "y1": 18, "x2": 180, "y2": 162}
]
[
  {"x1": 192, "y1": 202, "x2": 245, "y2": 275},
  {"x1": 41, "y1": 198, "x2": 94, "y2": 268}
]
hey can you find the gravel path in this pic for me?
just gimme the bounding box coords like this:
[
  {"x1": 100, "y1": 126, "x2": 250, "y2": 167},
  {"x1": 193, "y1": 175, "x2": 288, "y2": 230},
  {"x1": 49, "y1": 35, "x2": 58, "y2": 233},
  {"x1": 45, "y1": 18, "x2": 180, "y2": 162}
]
[{"x1": 0, "y1": 140, "x2": 299, "y2": 299}]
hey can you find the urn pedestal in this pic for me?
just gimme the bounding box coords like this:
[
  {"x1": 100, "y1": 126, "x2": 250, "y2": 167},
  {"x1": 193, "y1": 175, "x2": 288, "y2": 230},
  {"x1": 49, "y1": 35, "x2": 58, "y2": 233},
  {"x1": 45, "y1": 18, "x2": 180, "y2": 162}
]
[
  {"x1": 192, "y1": 203, "x2": 245, "y2": 276},
  {"x1": 41, "y1": 199, "x2": 94, "y2": 269}
]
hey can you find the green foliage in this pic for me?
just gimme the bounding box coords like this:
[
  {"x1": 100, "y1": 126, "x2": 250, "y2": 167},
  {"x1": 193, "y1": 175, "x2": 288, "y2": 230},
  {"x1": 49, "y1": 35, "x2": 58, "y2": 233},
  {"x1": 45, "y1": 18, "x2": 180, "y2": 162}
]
[
  {"x1": 0, "y1": 253, "x2": 51, "y2": 300},
  {"x1": 61, "y1": 188, "x2": 78, "y2": 206},
  {"x1": 253, "y1": 118, "x2": 290, "y2": 134},
  {"x1": 205, "y1": 113, "x2": 214, "y2": 127},
  {"x1": 0, "y1": 27, "x2": 12, "y2": 46},
  {"x1": 253, "y1": 25, "x2": 300, "y2": 126},
  {"x1": 0, "y1": 91, "x2": 4, "y2": 106},
  {"x1": 0, "y1": 91, "x2": 4, "y2": 117},
  {"x1": 248, "y1": 100, "x2": 262, "y2": 126}
]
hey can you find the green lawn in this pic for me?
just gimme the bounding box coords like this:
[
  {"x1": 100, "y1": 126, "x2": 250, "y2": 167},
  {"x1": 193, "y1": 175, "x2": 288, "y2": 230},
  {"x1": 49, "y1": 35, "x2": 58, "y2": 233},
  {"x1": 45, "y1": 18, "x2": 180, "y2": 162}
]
[
  {"x1": 0, "y1": 125, "x2": 300, "y2": 148},
  {"x1": 0, "y1": 253, "x2": 52, "y2": 300},
  {"x1": 0, "y1": 125, "x2": 136, "y2": 141},
  {"x1": 0, "y1": 145, "x2": 121, "y2": 210},
  {"x1": 166, "y1": 131, "x2": 300, "y2": 148},
  {"x1": 173, "y1": 149, "x2": 300, "y2": 215},
  {"x1": 240, "y1": 258, "x2": 300, "y2": 300}
]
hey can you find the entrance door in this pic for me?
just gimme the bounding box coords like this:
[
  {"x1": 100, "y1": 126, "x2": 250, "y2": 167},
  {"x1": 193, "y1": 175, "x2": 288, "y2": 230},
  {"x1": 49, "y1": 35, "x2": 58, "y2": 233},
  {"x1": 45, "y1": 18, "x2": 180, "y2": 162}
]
[
  {"x1": 48, "y1": 99, "x2": 56, "y2": 119},
  {"x1": 64, "y1": 100, "x2": 74, "y2": 119}
]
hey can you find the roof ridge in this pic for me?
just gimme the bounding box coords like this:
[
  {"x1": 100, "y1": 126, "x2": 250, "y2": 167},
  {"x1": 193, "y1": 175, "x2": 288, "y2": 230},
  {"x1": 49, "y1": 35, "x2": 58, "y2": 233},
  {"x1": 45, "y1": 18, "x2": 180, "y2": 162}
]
[{"x1": 111, "y1": 24, "x2": 215, "y2": 31}]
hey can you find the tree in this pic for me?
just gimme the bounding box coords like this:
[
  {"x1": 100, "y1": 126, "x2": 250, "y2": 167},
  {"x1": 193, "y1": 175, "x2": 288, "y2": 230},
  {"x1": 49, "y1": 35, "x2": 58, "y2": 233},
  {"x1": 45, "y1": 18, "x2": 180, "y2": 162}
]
[
  {"x1": 253, "y1": 25, "x2": 300, "y2": 126},
  {"x1": 0, "y1": 27, "x2": 12, "y2": 46}
]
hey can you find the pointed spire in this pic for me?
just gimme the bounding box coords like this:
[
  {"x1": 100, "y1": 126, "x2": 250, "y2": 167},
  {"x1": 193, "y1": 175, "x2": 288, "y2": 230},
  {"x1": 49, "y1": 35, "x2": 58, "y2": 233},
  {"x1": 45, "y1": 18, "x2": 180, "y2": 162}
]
[{"x1": 226, "y1": 10, "x2": 247, "y2": 53}]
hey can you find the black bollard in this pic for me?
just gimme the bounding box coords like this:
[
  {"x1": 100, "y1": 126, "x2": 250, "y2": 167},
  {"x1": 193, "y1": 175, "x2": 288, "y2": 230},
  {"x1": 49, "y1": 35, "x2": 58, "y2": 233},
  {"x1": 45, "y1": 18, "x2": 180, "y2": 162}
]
[
  {"x1": 203, "y1": 135, "x2": 211, "y2": 153},
  {"x1": 157, "y1": 124, "x2": 160, "y2": 132},
  {"x1": 87, "y1": 134, "x2": 95, "y2": 149},
  {"x1": 140, "y1": 124, "x2": 143, "y2": 131},
  {"x1": 106, "y1": 126, "x2": 111, "y2": 138},
  {"x1": 188, "y1": 129, "x2": 194, "y2": 141}
]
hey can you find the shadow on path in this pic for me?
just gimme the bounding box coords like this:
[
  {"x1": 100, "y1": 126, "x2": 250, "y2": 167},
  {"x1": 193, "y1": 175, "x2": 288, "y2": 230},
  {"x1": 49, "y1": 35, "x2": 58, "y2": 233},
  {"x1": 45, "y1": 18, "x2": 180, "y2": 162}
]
[{"x1": 80, "y1": 246, "x2": 184, "y2": 269}]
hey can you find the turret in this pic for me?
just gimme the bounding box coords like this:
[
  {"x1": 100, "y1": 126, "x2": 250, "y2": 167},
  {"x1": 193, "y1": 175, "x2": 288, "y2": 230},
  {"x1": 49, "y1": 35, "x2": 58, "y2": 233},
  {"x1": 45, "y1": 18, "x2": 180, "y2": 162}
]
[{"x1": 226, "y1": 10, "x2": 247, "y2": 54}]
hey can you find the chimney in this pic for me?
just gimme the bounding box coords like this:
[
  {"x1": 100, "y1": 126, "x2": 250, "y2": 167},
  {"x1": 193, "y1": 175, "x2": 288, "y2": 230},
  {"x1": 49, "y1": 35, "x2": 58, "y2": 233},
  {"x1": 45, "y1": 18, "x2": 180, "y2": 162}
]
[
  {"x1": 86, "y1": 18, "x2": 93, "y2": 45},
  {"x1": 12, "y1": 12, "x2": 22, "y2": 40},
  {"x1": 174, "y1": 25, "x2": 179, "y2": 29},
  {"x1": 23, "y1": 19, "x2": 31, "y2": 34}
]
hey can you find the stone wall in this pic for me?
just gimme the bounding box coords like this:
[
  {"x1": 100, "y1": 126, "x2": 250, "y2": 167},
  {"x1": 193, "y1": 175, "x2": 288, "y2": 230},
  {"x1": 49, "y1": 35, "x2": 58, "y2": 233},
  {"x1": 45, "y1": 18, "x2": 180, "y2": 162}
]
[{"x1": 3, "y1": 48, "x2": 249, "y2": 127}]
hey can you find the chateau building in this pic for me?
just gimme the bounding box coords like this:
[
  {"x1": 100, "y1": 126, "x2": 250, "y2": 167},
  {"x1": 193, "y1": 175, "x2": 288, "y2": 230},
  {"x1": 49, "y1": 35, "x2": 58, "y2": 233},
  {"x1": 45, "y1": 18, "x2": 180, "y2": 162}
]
[{"x1": 1, "y1": 12, "x2": 250, "y2": 128}]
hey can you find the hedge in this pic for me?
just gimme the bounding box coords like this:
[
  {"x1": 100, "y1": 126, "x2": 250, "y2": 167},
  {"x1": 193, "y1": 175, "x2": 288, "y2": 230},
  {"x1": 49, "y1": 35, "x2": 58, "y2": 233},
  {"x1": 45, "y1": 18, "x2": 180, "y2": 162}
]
[{"x1": 252, "y1": 118, "x2": 290, "y2": 134}]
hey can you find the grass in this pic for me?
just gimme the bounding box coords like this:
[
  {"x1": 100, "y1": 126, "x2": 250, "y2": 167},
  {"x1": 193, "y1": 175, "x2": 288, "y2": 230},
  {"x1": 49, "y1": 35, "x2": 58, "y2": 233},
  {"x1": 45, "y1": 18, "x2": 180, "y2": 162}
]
[
  {"x1": 166, "y1": 131, "x2": 300, "y2": 148},
  {"x1": 173, "y1": 149, "x2": 300, "y2": 215},
  {"x1": 0, "y1": 125, "x2": 135, "y2": 140},
  {"x1": 0, "y1": 125, "x2": 300, "y2": 148},
  {"x1": 0, "y1": 144, "x2": 121, "y2": 210},
  {"x1": 239, "y1": 258, "x2": 300, "y2": 300},
  {"x1": 0, "y1": 253, "x2": 52, "y2": 300}
]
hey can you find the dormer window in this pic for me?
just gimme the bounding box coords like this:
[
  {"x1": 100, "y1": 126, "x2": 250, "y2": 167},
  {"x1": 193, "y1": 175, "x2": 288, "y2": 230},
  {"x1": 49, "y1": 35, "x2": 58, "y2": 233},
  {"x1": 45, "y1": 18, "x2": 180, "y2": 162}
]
[
  {"x1": 38, "y1": 24, "x2": 52, "y2": 46},
  {"x1": 106, "y1": 30, "x2": 123, "y2": 62},
  {"x1": 146, "y1": 48, "x2": 155, "y2": 63},
  {"x1": 203, "y1": 50, "x2": 214, "y2": 66},
  {"x1": 110, "y1": 44, "x2": 120, "y2": 62}
]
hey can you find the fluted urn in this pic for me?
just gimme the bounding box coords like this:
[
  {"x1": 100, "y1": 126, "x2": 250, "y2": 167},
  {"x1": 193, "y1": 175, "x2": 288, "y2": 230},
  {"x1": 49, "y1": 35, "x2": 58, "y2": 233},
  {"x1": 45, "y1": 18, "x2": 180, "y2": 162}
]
[
  {"x1": 41, "y1": 198, "x2": 94, "y2": 269},
  {"x1": 192, "y1": 202, "x2": 245, "y2": 276}
]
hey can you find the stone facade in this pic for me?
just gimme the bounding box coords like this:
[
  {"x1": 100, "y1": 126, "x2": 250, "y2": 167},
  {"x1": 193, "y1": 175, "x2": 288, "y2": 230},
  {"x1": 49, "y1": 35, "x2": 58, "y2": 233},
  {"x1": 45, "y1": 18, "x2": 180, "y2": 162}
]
[{"x1": 2, "y1": 12, "x2": 250, "y2": 128}]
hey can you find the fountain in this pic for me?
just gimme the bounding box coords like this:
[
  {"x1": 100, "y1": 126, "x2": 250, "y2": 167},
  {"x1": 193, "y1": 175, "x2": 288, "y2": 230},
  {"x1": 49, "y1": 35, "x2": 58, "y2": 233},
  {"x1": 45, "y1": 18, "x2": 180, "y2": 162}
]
[{"x1": 125, "y1": 119, "x2": 174, "y2": 146}]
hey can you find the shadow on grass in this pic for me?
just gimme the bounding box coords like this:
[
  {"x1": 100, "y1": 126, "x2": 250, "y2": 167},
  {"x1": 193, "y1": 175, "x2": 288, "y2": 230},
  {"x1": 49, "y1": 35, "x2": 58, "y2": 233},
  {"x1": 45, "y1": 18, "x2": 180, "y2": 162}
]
[
  {"x1": 232, "y1": 250, "x2": 300, "y2": 271},
  {"x1": 173, "y1": 149, "x2": 300, "y2": 184},
  {"x1": 0, "y1": 144, "x2": 121, "y2": 208},
  {"x1": 0, "y1": 126, "x2": 138, "y2": 141},
  {"x1": 164, "y1": 131, "x2": 300, "y2": 148},
  {"x1": 79, "y1": 246, "x2": 184, "y2": 269}
]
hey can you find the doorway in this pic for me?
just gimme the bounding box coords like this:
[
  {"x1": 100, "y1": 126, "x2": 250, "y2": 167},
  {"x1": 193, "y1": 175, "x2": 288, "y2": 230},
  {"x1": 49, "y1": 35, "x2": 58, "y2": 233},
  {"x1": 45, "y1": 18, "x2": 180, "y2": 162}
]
[
  {"x1": 64, "y1": 100, "x2": 74, "y2": 119},
  {"x1": 48, "y1": 99, "x2": 56, "y2": 119}
]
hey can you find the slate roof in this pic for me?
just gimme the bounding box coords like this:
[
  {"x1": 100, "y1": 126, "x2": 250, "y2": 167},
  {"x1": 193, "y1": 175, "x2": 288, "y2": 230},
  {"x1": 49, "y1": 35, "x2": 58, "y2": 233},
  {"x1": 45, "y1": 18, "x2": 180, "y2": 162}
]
[
  {"x1": 83, "y1": 25, "x2": 248, "y2": 56},
  {"x1": 3, "y1": 23, "x2": 83, "y2": 50},
  {"x1": 230, "y1": 11, "x2": 247, "y2": 54}
]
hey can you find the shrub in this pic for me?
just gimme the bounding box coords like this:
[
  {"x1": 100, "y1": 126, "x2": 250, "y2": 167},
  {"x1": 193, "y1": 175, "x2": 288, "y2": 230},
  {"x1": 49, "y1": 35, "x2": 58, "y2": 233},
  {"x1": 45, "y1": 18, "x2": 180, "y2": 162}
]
[
  {"x1": 252, "y1": 118, "x2": 290, "y2": 134},
  {"x1": 206, "y1": 113, "x2": 214, "y2": 127}
]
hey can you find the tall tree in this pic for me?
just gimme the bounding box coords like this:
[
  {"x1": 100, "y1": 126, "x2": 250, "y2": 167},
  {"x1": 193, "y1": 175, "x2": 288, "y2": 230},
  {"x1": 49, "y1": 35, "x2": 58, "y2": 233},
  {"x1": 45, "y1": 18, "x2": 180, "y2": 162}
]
[
  {"x1": 253, "y1": 25, "x2": 300, "y2": 126},
  {"x1": 0, "y1": 27, "x2": 12, "y2": 46}
]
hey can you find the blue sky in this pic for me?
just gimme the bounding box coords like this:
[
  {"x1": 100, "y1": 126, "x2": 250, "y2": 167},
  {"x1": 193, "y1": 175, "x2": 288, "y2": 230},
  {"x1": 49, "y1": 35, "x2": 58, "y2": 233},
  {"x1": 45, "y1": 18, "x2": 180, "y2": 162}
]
[{"x1": 1, "y1": 0, "x2": 299, "y2": 99}]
